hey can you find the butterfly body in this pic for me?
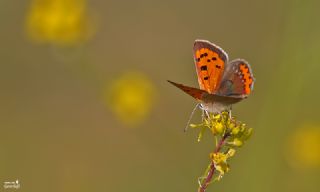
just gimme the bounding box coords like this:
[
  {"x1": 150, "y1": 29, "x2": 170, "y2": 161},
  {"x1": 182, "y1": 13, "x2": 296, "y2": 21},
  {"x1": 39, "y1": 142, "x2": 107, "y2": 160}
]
[
  {"x1": 168, "y1": 40, "x2": 255, "y2": 114},
  {"x1": 200, "y1": 102, "x2": 230, "y2": 114},
  {"x1": 201, "y1": 92, "x2": 244, "y2": 113}
]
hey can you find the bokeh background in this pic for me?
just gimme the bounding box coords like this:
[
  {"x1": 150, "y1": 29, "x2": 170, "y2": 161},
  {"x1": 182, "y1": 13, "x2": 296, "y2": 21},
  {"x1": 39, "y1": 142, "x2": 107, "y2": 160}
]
[{"x1": 1, "y1": 0, "x2": 320, "y2": 191}]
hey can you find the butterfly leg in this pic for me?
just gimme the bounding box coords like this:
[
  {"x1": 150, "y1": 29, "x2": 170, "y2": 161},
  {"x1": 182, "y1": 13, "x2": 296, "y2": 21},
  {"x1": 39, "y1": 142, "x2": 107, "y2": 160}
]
[
  {"x1": 199, "y1": 104, "x2": 207, "y2": 121},
  {"x1": 201, "y1": 107, "x2": 205, "y2": 122},
  {"x1": 204, "y1": 110, "x2": 210, "y2": 122},
  {"x1": 228, "y1": 106, "x2": 232, "y2": 119}
]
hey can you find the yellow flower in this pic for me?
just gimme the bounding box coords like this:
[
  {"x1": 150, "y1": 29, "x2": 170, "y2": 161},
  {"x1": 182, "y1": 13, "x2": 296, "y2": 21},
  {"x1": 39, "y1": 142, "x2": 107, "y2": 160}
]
[
  {"x1": 226, "y1": 148, "x2": 236, "y2": 158},
  {"x1": 285, "y1": 125, "x2": 320, "y2": 169},
  {"x1": 210, "y1": 152, "x2": 230, "y2": 179},
  {"x1": 105, "y1": 72, "x2": 155, "y2": 126},
  {"x1": 229, "y1": 138, "x2": 243, "y2": 147},
  {"x1": 26, "y1": 0, "x2": 94, "y2": 45},
  {"x1": 213, "y1": 122, "x2": 224, "y2": 134}
]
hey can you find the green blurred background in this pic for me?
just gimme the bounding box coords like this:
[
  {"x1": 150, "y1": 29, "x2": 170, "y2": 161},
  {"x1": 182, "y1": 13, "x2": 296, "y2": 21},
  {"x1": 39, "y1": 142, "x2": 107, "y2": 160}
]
[{"x1": 1, "y1": 0, "x2": 320, "y2": 191}]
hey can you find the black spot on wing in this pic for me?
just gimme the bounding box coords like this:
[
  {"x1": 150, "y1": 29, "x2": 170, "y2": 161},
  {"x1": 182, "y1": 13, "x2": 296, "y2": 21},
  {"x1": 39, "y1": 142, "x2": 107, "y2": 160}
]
[{"x1": 200, "y1": 66, "x2": 207, "y2": 71}]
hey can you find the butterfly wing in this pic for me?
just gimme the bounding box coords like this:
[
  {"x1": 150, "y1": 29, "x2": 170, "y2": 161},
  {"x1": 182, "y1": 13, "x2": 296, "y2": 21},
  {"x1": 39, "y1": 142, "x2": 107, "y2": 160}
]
[
  {"x1": 193, "y1": 40, "x2": 228, "y2": 94},
  {"x1": 167, "y1": 80, "x2": 207, "y2": 101},
  {"x1": 217, "y1": 59, "x2": 255, "y2": 97}
]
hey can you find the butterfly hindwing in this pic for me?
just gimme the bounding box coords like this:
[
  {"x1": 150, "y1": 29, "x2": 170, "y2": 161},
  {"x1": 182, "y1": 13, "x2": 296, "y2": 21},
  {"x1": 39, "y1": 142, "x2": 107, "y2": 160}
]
[
  {"x1": 217, "y1": 59, "x2": 254, "y2": 97},
  {"x1": 193, "y1": 40, "x2": 228, "y2": 94}
]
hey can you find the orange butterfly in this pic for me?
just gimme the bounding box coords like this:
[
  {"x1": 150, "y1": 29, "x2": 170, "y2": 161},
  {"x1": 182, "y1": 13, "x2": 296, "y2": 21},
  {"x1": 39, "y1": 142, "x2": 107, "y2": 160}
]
[{"x1": 168, "y1": 39, "x2": 255, "y2": 115}]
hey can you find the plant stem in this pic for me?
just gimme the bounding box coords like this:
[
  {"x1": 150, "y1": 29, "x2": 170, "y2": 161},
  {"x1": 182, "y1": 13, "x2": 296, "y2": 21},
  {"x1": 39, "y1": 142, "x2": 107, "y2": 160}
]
[{"x1": 197, "y1": 135, "x2": 228, "y2": 192}]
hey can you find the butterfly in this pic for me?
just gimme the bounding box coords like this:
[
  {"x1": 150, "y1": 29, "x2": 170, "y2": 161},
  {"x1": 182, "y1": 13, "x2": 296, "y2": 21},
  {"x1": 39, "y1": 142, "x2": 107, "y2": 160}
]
[{"x1": 168, "y1": 39, "x2": 255, "y2": 115}]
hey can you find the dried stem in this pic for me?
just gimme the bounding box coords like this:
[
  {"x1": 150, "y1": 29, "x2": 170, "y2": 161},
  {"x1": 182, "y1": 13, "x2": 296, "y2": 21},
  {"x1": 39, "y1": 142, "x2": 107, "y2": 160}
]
[{"x1": 197, "y1": 134, "x2": 229, "y2": 192}]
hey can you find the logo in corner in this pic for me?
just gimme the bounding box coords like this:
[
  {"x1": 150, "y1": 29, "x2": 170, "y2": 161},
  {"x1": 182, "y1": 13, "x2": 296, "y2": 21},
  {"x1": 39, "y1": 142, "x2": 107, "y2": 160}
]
[{"x1": 3, "y1": 180, "x2": 20, "y2": 189}]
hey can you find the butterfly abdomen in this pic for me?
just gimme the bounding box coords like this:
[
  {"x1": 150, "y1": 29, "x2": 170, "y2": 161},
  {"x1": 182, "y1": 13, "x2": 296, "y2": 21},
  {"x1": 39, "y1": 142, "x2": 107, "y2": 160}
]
[{"x1": 200, "y1": 102, "x2": 231, "y2": 114}]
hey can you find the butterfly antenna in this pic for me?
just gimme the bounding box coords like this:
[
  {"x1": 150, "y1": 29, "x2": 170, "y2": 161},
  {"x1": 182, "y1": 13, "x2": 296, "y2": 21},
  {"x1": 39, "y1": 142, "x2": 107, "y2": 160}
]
[{"x1": 184, "y1": 103, "x2": 200, "y2": 132}]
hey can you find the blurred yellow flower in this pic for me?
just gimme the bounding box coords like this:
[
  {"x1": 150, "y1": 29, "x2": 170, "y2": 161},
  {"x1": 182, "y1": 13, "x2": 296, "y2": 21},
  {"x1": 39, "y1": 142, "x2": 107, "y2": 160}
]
[
  {"x1": 105, "y1": 72, "x2": 156, "y2": 126},
  {"x1": 285, "y1": 125, "x2": 320, "y2": 169},
  {"x1": 26, "y1": 0, "x2": 94, "y2": 45}
]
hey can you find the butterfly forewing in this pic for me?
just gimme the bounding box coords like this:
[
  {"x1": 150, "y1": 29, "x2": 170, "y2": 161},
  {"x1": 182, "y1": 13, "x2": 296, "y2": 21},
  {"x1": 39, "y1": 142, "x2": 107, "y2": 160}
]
[
  {"x1": 193, "y1": 40, "x2": 228, "y2": 94},
  {"x1": 218, "y1": 59, "x2": 254, "y2": 97},
  {"x1": 167, "y1": 80, "x2": 206, "y2": 101}
]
